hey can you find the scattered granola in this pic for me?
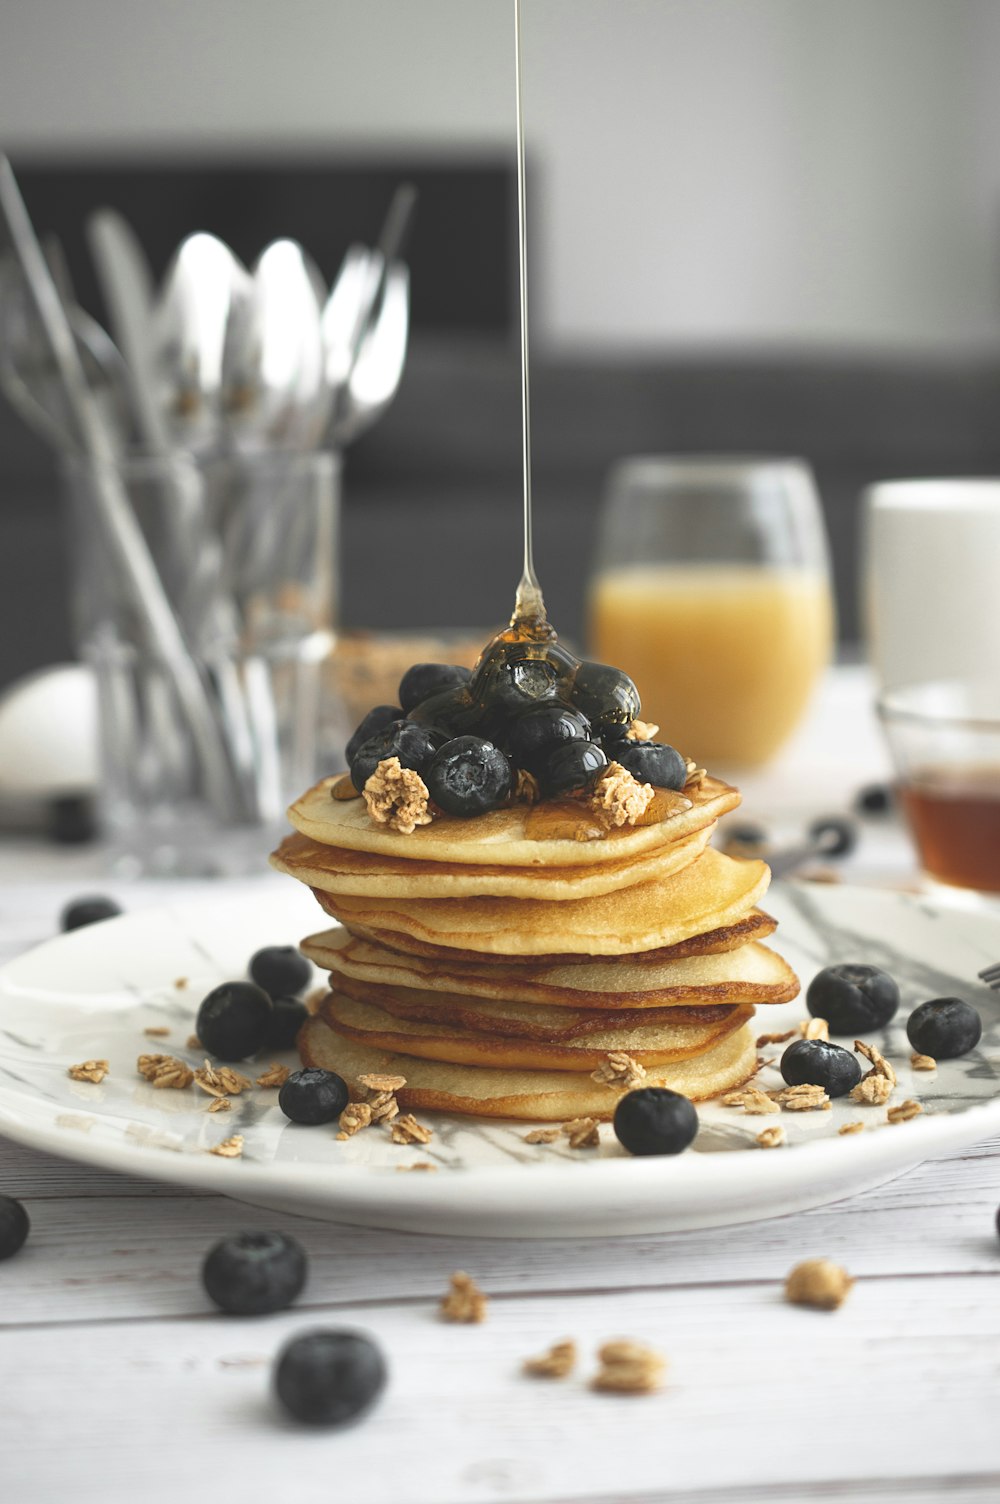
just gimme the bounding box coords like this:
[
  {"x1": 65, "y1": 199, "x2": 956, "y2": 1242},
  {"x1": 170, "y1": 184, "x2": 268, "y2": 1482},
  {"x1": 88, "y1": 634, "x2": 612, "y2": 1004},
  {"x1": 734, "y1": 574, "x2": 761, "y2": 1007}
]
[
  {"x1": 68, "y1": 1059, "x2": 109, "y2": 1084},
  {"x1": 390, "y1": 1113, "x2": 433, "y2": 1145},
  {"x1": 838, "y1": 1121, "x2": 865, "y2": 1135},
  {"x1": 683, "y1": 759, "x2": 707, "y2": 791},
  {"x1": 255, "y1": 1063, "x2": 291, "y2": 1089},
  {"x1": 143, "y1": 1026, "x2": 171, "y2": 1038},
  {"x1": 855, "y1": 1038, "x2": 897, "y2": 1086},
  {"x1": 784, "y1": 1258, "x2": 854, "y2": 1311},
  {"x1": 174, "y1": 977, "x2": 189, "y2": 991},
  {"x1": 439, "y1": 1271, "x2": 488, "y2": 1324},
  {"x1": 396, "y1": 1161, "x2": 437, "y2": 1172},
  {"x1": 136, "y1": 1054, "x2": 194, "y2": 1089},
  {"x1": 336, "y1": 1102, "x2": 373, "y2": 1139},
  {"x1": 304, "y1": 986, "x2": 327, "y2": 1015},
  {"x1": 850, "y1": 1072, "x2": 894, "y2": 1106},
  {"x1": 207, "y1": 1098, "x2": 232, "y2": 1113},
  {"x1": 523, "y1": 1340, "x2": 577, "y2": 1379},
  {"x1": 186, "y1": 1034, "x2": 202, "y2": 1051},
  {"x1": 358, "y1": 1073, "x2": 407, "y2": 1094},
  {"x1": 910, "y1": 1053, "x2": 937, "y2": 1071},
  {"x1": 721, "y1": 1085, "x2": 780, "y2": 1115},
  {"x1": 590, "y1": 1052, "x2": 646, "y2": 1090},
  {"x1": 801, "y1": 1017, "x2": 830, "y2": 1041},
  {"x1": 592, "y1": 1339, "x2": 666, "y2": 1395},
  {"x1": 514, "y1": 768, "x2": 541, "y2": 805},
  {"x1": 363, "y1": 757, "x2": 433, "y2": 834},
  {"x1": 626, "y1": 720, "x2": 659, "y2": 742},
  {"x1": 523, "y1": 1126, "x2": 562, "y2": 1145},
  {"x1": 591, "y1": 762, "x2": 655, "y2": 828},
  {"x1": 755, "y1": 1028, "x2": 797, "y2": 1048},
  {"x1": 358, "y1": 1072, "x2": 405, "y2": 1125},
  {"x1": 563, "y1": 1116, "x2": 601, "y2": 1149},
  {"x1": 194, "y1": 1061, "x2": 252, "y2": 1098},
  {"x1": 756, "y1": 1125, "x2": 786, "y2": 1149},
  {"x1": 208, "y1": 1134, "x2": 244, "y2": 1159},
  {"x1": 887, "y1": 1098, "x2": 923, "y2": 1123},
  {"x1": 769, "y1": 1083, "x2": 831, "y2": 1112}
]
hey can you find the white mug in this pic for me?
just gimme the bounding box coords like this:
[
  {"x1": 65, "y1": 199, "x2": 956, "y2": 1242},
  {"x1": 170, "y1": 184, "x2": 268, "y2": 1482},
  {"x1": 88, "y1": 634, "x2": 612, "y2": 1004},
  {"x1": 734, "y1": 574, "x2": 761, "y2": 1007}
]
[{"x1": 862, "y1": 478, "x2": 1000, "y2": 690}]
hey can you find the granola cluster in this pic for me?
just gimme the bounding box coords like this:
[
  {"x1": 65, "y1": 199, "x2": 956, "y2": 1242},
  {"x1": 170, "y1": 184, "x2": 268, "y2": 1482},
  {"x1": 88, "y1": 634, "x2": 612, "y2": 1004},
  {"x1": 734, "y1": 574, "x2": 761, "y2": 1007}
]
[
  {"x1": 590, "y1": 1052, "x2": 646, "y2": 1090},
  {"x1": 363, "y1": 757, "x2": 433, "y2": 834},
  {"x1": 784, "y1": 1258, "x2": 854, "y2": 1310},
  {"x1": 439, "y1": 1271, "x2": 488, "y2": 1324},
  {"x1": 590, "y1": 762, "x2": 655, "y2": 828}
]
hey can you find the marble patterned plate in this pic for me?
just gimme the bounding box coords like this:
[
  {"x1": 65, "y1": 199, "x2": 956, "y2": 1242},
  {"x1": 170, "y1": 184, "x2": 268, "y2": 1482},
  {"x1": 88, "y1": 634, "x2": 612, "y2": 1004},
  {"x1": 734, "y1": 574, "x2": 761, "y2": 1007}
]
[{"x1": 0, "y1": 881, "x2": 998, "y2": 1237}]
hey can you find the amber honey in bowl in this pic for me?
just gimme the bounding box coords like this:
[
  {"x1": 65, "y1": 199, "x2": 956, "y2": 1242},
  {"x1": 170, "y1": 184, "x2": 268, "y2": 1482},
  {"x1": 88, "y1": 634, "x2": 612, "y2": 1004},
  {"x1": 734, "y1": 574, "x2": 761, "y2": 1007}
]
[{"x1": 899, "y1": 767, "x2": 1000, "y2": 893}]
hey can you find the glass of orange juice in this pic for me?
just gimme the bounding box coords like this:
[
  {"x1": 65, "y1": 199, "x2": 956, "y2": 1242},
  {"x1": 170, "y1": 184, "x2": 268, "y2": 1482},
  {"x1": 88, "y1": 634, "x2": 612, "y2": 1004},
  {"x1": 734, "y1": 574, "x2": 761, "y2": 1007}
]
[{"x1": 588, "y1": 457, "x2": 835, "y2": 768}]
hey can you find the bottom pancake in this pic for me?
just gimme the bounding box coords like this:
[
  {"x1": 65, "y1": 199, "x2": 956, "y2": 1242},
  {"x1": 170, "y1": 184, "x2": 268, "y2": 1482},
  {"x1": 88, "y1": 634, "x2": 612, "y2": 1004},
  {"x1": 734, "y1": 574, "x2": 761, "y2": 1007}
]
[{"x1": 300, "y1": 1014, "x2": 758, "y2": 1119}]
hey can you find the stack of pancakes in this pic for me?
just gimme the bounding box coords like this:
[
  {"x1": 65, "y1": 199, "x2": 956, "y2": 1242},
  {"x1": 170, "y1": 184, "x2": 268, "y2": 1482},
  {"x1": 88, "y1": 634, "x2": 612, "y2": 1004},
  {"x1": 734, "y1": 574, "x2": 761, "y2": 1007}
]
[{"x1": 271, "y1": 771, "x2": 799, "y2": 1121}]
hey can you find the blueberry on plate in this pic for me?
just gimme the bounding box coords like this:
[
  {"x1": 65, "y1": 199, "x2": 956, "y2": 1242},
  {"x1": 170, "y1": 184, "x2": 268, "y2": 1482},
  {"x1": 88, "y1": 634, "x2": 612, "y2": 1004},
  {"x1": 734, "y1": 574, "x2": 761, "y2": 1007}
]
[
  {"x1": 250, "y1": 945, "x2": 312, "y2": 1000},
  {"x1": 265, "y1": 996, "x2": 311, "y2": 1050},
  {"x1": 425, "y1": 736, "x2": 512, "y2": 816},
  {"x1": 780, "y1": 1038, "x2": 862, "y2": 1097},
  {"x1": 274, "y1": 1328, "x2": 387, "y2": 1427},
  {"x1": 196, "y1": 981, "x2": 273, "y2": 1061},
  {"x1": 906, "y1": 997, "x2": 982, "y2": 1060},
  {"x1": 202, "y1": 1231, "x2": 307, "y2": 1316},
  {"x1": 278, "y1": 1068, "x2": 349, "y2": 1125},
  {"x1": 345, "y1": 705, "x2": 402, "y2": 767},
  {"x1": 0, "y1": 1195, "x2": 29, "y2": 1261},
  {"x1": 398, "y1": 663, "x2": 471, "y2": 715},
  {"x1": 350, "y1": 720, "x2": 442, "y2": 792},
  {"x1": 570, "y1": 661, "x2": 641, "y2": 729},
  {"x1": 506, "y1": 703, "x2": 591, "y2": 776},
  {"x1": 60, "y1": 895, "x2": 122, "y2": 932},
  {"x1": 613, "y1": 741, "x2": 687, "y2": 791},
  {"x1": 805, "y1": 963, "x2": 899, "y2": 1034},
  {"x1": 613, "y1": 1087, "x2": 699, "y2": 1156},
  {"x1": 538, "y1": 739, "x2": 608, "y2": 798}
]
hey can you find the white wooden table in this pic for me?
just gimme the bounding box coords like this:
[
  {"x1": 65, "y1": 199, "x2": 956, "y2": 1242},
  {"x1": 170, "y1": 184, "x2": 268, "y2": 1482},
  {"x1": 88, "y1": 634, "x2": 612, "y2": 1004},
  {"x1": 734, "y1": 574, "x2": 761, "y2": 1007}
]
[{"x1": 2, "y1": 668, "x2": 999, "y2": 1504}]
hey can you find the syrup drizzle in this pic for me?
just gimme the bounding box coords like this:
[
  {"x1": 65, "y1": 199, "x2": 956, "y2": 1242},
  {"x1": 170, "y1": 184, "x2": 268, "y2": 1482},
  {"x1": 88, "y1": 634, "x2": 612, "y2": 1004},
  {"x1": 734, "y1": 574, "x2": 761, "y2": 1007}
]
[{"x1": 512, "y1": 0, "x2": 548, "y2": 636}]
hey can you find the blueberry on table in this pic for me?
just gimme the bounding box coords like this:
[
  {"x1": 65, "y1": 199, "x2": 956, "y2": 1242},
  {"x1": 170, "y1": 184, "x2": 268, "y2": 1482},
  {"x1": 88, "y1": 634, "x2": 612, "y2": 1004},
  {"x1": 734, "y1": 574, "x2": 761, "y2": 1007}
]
[
  {"x1": 805, "y1": 964, "x2": 900, "y2": 1034},
  {"x1": 398, "y1": 663, "x2": 471, "y2": 715},
  {"x1": 0, "y1": 1195, "x2": 29, "y2": 1261},
  {"x1": 345, "y1": 705, "x2": 402, "y2": 767},
  {"x1": 425, "y1": 736, "x2": 512, "y2": 816},
  {"x1": 614, "y1": 1087, "x2": 699, "y2": 1155},
  {"x1": 614, "y1": 741, "x2": 687, "y2": 791},
  {"x1": 265, "y1": 996, "x2": 311, "y2": 1050},
  {"x1": 350, "y1": 720, "x2": 442, "y2": 792},
  {"x1": 538, "y1": 739, "x2": 608, "y2": 798},
  {"x1": 202, "y1": 1231, "x2": 307, "y2": 1316},
  {"x1": 505, "y1": 703, "x2": 591, "y2": 776},
  {"x1": 196, "y1": 982, "x2": 273, "y2": 1061},
  {"x1": 570, "y1": 661, "x2": 641, "y2": 729},
  {"x1": 60, "y1": 896, "x2": 122, "y2": 932},
  {"x1": 274, "y1": 1329, "x2": 387, "y2": 1427},
  {"x1": 278, "y1": 1068, "x2": 349, "y2": 1125},
  {"x1": 250, "y1": 945, "x2": 312, "y2": 1000},
  {"x1": 855, "y1": 783, "x2": 894, "y2": 816},
  {"x1": 780, "y1": 1038, "x2": 862, "y2": 1097},
  {"x1": 906, "y1": 997, "x2": 982, "y2": 1060}
]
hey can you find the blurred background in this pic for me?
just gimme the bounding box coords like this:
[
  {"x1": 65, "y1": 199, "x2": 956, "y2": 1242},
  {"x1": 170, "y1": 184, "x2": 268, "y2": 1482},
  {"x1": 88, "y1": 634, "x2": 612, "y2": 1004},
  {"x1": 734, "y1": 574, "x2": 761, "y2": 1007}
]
[{"x1": 4, "y1": 0, "x2": 1000, "y2": 688}]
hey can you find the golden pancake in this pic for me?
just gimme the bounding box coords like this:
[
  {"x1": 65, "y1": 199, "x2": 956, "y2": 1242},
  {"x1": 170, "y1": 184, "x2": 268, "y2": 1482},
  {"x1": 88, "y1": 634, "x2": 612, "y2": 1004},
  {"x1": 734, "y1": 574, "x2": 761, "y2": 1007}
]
[
  {"x1": 285, "y1": 772, "x2": 740, "y2": 868},
  {"x1": 303, "y1": 929, "x2": 799, "y2": 1011},
  {"x1": 271, "y1": 820, "x2": 713, "y2": 900},
  {"x1": 299, "y1": 1013, "x2": 758, "y2": 1118},
  {"x1": 312, "y1": 847, "x2": 770, "y2": 958},
  {"x1": 329, "y1": 969, "x2": 742, "y2": 1038},
  {"x1": 333, "y1": 908, "x2": 778, "y2": 966},
  {"x1": 325, "y1": 991, "x2": 752, "y2": 1071}
]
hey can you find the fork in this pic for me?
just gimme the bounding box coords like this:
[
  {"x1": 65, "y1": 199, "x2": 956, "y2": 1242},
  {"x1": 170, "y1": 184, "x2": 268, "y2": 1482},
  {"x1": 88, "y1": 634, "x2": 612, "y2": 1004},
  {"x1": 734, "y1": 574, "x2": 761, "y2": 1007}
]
[{"x1": 977, "y1": 963, "x2": 1000, "y2": 990}]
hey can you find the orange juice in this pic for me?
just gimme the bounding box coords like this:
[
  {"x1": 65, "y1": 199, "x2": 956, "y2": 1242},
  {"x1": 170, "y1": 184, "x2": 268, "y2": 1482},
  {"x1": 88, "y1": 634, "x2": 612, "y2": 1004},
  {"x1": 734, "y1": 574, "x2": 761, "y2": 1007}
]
[{"x1": 589, "y1": 565, "x2": 834, "y2": 767}]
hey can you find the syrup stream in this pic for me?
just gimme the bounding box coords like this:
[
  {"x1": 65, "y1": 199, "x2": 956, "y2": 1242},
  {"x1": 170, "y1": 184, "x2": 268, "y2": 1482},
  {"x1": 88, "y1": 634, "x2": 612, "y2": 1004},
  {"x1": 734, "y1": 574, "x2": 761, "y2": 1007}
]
[{"x1": 512, "y1": 0, "x2": 547, "y2": 632}]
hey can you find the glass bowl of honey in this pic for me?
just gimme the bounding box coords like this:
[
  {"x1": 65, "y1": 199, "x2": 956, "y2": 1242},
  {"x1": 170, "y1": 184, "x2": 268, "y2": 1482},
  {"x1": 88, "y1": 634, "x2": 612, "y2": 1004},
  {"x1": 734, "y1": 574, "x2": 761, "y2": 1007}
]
[{"x1": 879, "y1": 680, "x2": 1000, "y2": 901}]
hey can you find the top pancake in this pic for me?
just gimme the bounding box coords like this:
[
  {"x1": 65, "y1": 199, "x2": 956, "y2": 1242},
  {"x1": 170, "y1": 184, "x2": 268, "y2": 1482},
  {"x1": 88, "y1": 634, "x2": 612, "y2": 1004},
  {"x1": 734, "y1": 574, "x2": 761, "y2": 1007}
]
[{"x1": 285, "y1": 772, "x2": 740, "y2": 868}]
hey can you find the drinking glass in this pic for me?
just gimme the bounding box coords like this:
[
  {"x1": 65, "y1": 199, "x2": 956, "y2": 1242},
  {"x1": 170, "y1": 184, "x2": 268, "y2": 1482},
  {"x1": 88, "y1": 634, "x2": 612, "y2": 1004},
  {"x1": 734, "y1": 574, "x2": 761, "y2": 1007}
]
[
  {"x1": 64, "y1": 450, "x2": 337, "y2": 875},
  {"x1": 588, "y1": 456, "x2": 835, "y2": 768}
]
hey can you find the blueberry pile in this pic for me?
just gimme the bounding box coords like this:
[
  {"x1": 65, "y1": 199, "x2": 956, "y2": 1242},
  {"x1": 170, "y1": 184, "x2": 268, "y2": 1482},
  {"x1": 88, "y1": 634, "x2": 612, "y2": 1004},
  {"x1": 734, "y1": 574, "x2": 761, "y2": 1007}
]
[{"x1": 343, "y1": 638, "x2": 688, "y2": 818}]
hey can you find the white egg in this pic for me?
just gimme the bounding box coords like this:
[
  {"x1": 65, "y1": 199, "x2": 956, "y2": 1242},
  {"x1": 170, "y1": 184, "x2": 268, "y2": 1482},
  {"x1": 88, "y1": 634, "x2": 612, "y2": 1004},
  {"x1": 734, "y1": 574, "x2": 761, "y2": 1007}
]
[{"x1": 0, "y1": 665, "x2": 99, "y2": 795}]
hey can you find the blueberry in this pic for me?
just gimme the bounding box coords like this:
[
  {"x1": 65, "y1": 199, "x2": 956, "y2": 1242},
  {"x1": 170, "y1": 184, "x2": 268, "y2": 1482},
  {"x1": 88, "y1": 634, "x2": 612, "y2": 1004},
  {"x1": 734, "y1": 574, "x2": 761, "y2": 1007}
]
[
  {"x1": 350, "y1": 720, "x2": 442, "y2": 792},
  {"x1": 538, "y1": 739, "x2": 608, "y2": 798},
  {"x1": 274, "y1": 1328, "x2": 387, "y2": 1427},
  {"x1": 855, "y1": 783, "x2": 894, "y2": 816},
  {"x1": 613, "y1": 1087, "x2": 699, "y2": 1155},
  {"x1": 60, "y1": 896, "x2": 122, "y2": 932},
  {"x1": 470, "y1": 642, "x2": 562, "y2": 716},
  {"x1": 506, "y1": 703, "x2": 591, "y2": 776},
  {"x1": 398, "y1": 663, "x2": 471, "y2": 715},
  {"x1": 613, "y1": 741, "x2": 687, "y2": 791},
  {"x1": 202, "y1": 1231, "x2": 307, "y2": 1316},
  {"x1": 906, "y1": 997, "x2": 982, "y2": 1060},
  {"x1": 407, "y1": 686, "x2": 485, "y2": 739},
  {"x1": 196, "y1": 981, "x2": 273, "y2": 1061},
  {"x1": 0, "y1": 1195, "x2": 29, "y2": 1261},
  {"x1": 425, "y1": 736, "x2": 512, "y2": 816},
  {"x1": 808, "y1": 816, "x2": 857, "y2": 859},
  {"x1": 345, "y1": 705, "x2": 402, "y2": 767},
  {"x1": 780, "y1": 1038, "x2": 862, "y2": 1097},
  {"x1": 571, "y1": 661, "x2": 641, "y2": 728},
  {"x1": 265, "y1": 996, "x2": 310, "y2": 1050},
  {"x1": 806, "y1": 964, "x2": 900, "y2": 1034},
  {"x1": 278, "y1": 1068, "x2": 349, "y2": 1125},
  {"x1": 250, "y1": 945, "x2": 311, "y2": 1000}
]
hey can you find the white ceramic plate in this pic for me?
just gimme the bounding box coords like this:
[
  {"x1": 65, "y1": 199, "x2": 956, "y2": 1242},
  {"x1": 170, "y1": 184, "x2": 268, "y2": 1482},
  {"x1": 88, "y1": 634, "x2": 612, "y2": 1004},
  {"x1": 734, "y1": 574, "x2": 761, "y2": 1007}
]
[{"x1": 0, "y1": 881, "x2": 998, "y2": 1237}]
